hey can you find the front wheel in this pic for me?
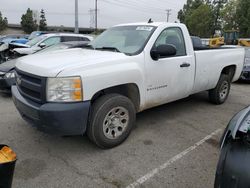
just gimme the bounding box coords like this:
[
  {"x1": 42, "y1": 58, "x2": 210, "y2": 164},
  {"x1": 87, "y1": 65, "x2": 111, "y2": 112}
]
[
  {"x1": 209, "y1": 74, "x2": 231, "y2": 105},
  {"x1": 87, "y1": 94, "x2": 136, "y2": 149}
]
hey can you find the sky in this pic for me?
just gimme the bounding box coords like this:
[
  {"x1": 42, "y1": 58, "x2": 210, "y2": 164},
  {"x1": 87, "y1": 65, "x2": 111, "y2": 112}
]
[{"x1": 1, "y1": 0, "x2": 187, "y2": 28}]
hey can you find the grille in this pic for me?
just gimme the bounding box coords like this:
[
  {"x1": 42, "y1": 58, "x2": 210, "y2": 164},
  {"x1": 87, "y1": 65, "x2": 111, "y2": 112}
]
[{"x1": 15, "y1": 69, "x2": 46, "y2": 103}]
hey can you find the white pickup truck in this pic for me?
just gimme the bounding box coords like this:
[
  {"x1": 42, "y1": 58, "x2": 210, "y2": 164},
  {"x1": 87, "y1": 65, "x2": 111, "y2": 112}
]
[{"x1": 12, "y1": 22, "x2": 244, "y2": 148}]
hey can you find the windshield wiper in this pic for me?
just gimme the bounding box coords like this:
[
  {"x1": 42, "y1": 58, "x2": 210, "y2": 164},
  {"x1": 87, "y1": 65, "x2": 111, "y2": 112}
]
[{"x1": 95, "y1": 47, "x2": 121, "y2": 53}]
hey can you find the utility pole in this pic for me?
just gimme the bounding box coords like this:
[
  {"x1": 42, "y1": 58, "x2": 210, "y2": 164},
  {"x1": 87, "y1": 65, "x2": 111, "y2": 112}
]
[
  {"x1": 75, "y1": 0, "x2": 79, "y2": 33},
  {"x1": 89, "y1": 9, "x2": 95, "y2": 28},
  {"x1": 166, "y1": 9, "x2": 172, "y2": 22},
  {"x1": 95, "y1": 0, "x2": 98, "y2": 33}
]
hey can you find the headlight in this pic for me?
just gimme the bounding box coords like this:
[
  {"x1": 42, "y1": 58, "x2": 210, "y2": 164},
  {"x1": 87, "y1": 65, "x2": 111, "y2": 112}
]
[
  {"x1": 5, "y1": 72, "x2": 15, "y2": 78},
  {"x1": 46, "y1": 77, "x2": 83, "y2": 102},
  {"x1": 0, "y1": 71, "x2": 6, "y2": 76}
]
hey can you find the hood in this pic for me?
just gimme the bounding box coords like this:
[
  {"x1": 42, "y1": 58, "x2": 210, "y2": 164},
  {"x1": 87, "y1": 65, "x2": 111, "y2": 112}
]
[
  {"x1": 14, "y1": 47, "x2": 37, "y2": 55},
  {"x1": 16, "y1": 48, "x2": 129, "y2": 77},
  {"x1": 9, "y1": 43, "x2": 30, "y2": 48},
  {"x1": 0, "y1": 59, "x2": 16, "y2": 72},
  {"x1": 0, "y1": 43, "x2": 8, "y2": 52}
]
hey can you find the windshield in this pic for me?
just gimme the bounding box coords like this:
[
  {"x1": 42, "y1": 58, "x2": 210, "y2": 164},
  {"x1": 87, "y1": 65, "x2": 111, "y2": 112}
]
[
  {"x1": 89, "y1": 25, "x2": 156, "y2": 55},
  {"x1": 37, "y1": 43, "x2": 70, "y2": 53},
  {"x1": 28, "y1": 32, "x2": 40, "y2": 40},
  {"x1": 26, "y1": 35, "x2": 46, "y2": 47}
]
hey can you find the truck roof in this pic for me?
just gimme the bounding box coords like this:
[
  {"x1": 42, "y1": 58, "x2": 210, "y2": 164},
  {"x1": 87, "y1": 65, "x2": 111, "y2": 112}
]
[{"x1": 115, "y1": 22, "x2": 185, "y2": 28}]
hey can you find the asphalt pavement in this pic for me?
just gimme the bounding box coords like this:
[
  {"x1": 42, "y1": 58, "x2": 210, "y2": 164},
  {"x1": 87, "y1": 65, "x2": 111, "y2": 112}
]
[{"x1": 0, "y1": 82, "x2": 250, "y2": 188}]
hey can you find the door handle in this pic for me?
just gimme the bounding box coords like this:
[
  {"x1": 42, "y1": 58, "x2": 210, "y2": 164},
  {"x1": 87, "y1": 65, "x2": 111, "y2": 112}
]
[{"x1": 180, "y1": 63, "x2": 191, "y2": 68}]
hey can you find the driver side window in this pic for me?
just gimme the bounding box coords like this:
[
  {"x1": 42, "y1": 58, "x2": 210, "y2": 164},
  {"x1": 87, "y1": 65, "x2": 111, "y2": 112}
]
[
  {"x1": 42, "y1": 37, "x2": 61, "y2": 47},
  {"x1": 154, "y1": 27, "x2": 186, "y2": 56}
]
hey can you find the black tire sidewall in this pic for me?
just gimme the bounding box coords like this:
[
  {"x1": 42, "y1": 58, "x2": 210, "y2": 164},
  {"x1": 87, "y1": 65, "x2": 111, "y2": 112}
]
[
  {"x1": 209, "y1": 74, "x2": 231, "y2": 104},
  {"x1": 89, "y1": 94, "x2": 136, "y2": 148},
  {"x1": 217, "y1": 75, "x2": 230, "y2": 104}
]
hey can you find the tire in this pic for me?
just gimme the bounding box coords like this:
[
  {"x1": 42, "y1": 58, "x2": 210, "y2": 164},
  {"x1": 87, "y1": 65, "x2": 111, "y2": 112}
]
[
  {"x1": 87, "y1": 94, "x2": 136, "y2": 149},
  {"x1": 209, "y1": 74, "x2": 231, "y2": 105}
]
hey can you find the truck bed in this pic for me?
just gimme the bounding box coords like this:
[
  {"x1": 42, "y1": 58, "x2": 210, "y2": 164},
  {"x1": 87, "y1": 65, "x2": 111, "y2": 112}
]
[{"x1": 192, "y1": 47, "x2": 245, "y2": 94}]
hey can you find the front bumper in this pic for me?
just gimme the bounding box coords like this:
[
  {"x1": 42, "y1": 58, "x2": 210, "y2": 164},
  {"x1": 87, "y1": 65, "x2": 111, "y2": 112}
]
[
  {"x1": 0, "y1": 76, "x2": 15, "y2": 93},
  {"x1": 12, "y1": 86, "x2": 91, "y2": 135}
]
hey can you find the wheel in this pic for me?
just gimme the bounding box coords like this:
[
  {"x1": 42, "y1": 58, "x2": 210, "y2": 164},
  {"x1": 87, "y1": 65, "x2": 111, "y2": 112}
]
[
  {"x1": 209, "y1": 74, "x2": 231, "y2": 105},
  {"x1": 87, "y1": 94, "x2": 136, "y2": 149}
]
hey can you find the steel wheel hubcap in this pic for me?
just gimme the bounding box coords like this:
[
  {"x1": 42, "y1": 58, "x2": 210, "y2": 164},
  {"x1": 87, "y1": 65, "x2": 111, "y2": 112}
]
[
  {"x1": 103, "y1": 107, "x2": 129, "y2": 139},
  {"x1": 219, "y1": 81, "x2": 229, "y2": 100}
]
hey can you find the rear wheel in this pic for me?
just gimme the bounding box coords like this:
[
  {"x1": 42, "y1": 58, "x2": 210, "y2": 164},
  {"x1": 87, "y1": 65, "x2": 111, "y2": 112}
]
[
  {"x1": 87, "y1": 94, "x2": 136, "y2": 149},
  {"x1": 209, "y1": 74, "x2": 231, "y2": 105}
]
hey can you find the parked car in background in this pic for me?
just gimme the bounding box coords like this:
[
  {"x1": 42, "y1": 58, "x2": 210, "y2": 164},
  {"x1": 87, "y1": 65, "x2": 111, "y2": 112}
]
[
  {"x1": 215, "y1": 106, "x2": 250, "y2": 187},
  {"x1": 12, "y1": 33, "x2": 93, "y2": 57},
  {"x1": 0, "y1": 35, "x2": 29, "y2": 63},
  {"x1": 0, "y1": 33, "x2": 93, "y2": 63},
  {"x1": 0, "y1": 35, "x2": 29, "y2": 44},
  {"x1": 0, "y1": 60, "x2": 16, "y2": 93},
  {"x1": 240, "y1": 47, "x2": 250, "y2": 81},
  {"x1": 28, "y1": 31, "x2": 48, "y2": 40},
  {"x1": 0, "y1": 41, "x2": 89, "y2": 93}
]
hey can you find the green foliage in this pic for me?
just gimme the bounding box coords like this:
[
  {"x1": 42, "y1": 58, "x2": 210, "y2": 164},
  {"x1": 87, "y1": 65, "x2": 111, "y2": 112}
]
[
  {"x1": 185, "y1": 4, "x2": 214, "y2": 37},
  {"x1": 39, "y1": 9, "x2": 47, "y2": 31},
  {"x1": 179, "y1": 0, "x2": 250, "y2": 38},
  {"x1": 178, "y1": 0, "x2": 204, "y2": 23},
  {"x1": 21, "y1": 8, "x2": 38, "y2": 33},
  {"x1": 221, "y1": 0, "x2": 238, "y2": 30},
  {"x1": 212, "y1": 0, "x2": 228, "y2": 31},
  {"x1": 178, "y1": 0, "x2": 215, "y2": 37},
  {"x1": 236, "y1": 0, "x2": 250, "y2": 37},
  {"x1": 0, "y1": 12, "x2": 8, "y2": 32}
]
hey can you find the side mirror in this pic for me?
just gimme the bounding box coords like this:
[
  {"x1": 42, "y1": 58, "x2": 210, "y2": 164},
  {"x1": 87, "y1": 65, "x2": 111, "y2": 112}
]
[
  {"x1": 151, "y1": 44, "x2": 177, "y2": 61},
  {"x1": 39, "y1": 43, "x2": 46, "y2": 48}
]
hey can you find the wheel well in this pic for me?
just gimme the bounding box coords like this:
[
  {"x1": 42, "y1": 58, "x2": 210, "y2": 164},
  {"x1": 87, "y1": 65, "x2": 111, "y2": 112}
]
[
  {"x1": 221, "y1": 65, "x2": 236, "y2": 81},
  {"x1": 91, "y1": 84, "x2": 140, "y2": 112}
]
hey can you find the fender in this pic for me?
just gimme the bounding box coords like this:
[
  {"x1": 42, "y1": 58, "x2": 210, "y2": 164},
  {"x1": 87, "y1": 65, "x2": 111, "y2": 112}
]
[{"x1": 82, "y1": 61, "x2": 145, "y2": 107}]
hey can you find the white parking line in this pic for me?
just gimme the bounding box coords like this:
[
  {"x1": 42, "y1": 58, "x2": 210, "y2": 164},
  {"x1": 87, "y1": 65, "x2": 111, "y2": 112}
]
[{"x1": 126, "y1": 129, "x2": 222, "y2": 188}]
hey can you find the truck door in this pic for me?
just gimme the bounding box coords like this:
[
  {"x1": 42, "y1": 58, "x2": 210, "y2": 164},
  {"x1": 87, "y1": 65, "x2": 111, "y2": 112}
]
[{"x1": 145, "y1": 27, "x2": 195, "y2": 107}]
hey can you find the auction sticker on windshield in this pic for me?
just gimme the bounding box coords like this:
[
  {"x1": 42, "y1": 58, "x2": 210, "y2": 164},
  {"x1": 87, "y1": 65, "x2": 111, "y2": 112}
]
[{"x1": 136, "y1": 26, "x2": 154, "y2": 31}]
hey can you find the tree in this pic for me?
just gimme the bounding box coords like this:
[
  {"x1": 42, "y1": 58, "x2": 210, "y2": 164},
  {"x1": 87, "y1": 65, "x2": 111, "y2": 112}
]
[
  {"x1": 236, "y1": 0, "x2": 250, "y2": 37},
  {"x1": 178, "y1": 0, "x2": 204, "y2": 23},
  {"x1": 21, "y1": 8, "x2": 38, "y2": 33},
  {"x1": 221, "y1": 0, "x2": 238, "y2": 31},
  {"x1": 39, "y1": 9, "x2": 47, "y2": 31},
  {"x1": 0, "y1": 12, "x2": 8, "y2": 32},
  {"x1": 185, "y1": 4, "x2": 215, "y2": 37},
  {"x1": 212, "y1": 0, "x2": 228, "y2": 31},
  {"x1": 178, "y1": 0, "x2": 215, "y2": 37}
]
